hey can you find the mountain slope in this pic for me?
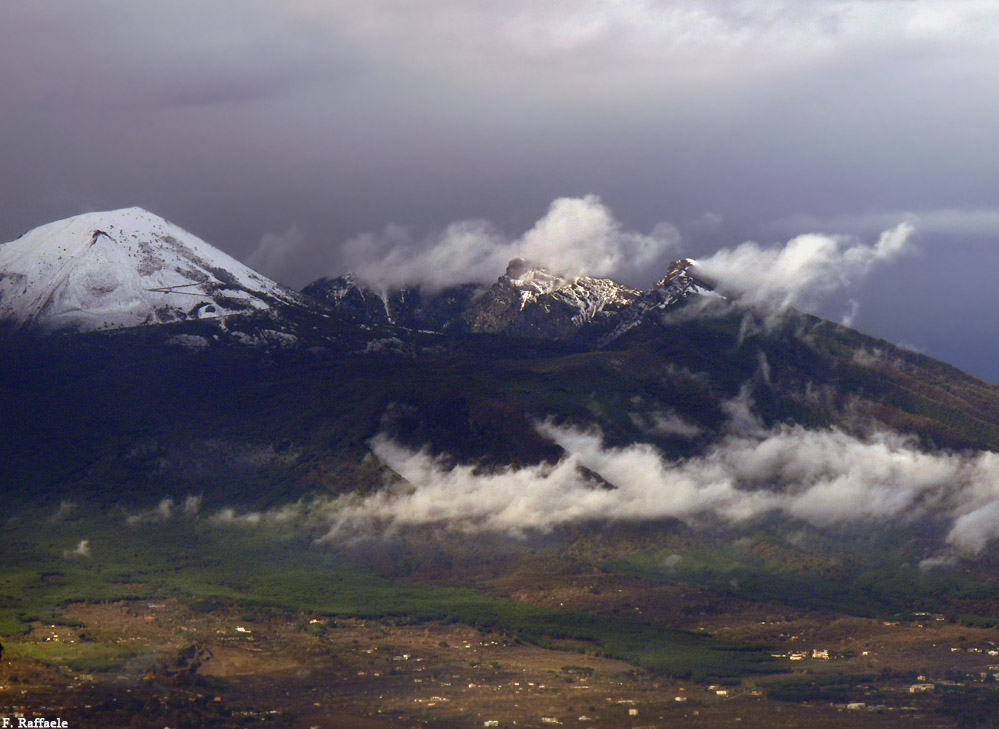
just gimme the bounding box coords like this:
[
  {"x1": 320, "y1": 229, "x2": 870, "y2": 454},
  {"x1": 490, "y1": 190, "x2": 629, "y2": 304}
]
[
  {"x1": 302, "y1": 273, "x2": 479, "y2": 332},
  {"x1": 0, "y1": 207, "x2": 307, "y2": 333},
  {"x1": 4, "y1": 300, "x2": 999, "y2": 514}
]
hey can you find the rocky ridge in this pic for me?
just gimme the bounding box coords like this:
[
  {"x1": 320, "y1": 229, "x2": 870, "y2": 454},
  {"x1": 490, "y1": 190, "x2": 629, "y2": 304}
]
[{"x1": 304, "y1": 257, "x2": 715, "y2": 343}]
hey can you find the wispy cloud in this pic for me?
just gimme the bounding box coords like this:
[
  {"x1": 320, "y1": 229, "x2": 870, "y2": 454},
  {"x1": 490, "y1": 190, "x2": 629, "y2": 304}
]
[
  {"x1": 329, "y1": 197, "x2": 915, "y2": 310},
  {"x1": 62, "y1": 539, "x2": 91, "y2": 559},
  {"x1": 246, "y1": 225, "x2": 308, "y2": 285},
  {"x1": 630, "y1": 410, "x2": 703, "y2": 439},
  {"x1": 124, "y1": 495, "x2": 201, "y2": 526},
  {"x1": 774, "y1": 208, "x2": 999, "y2": 238}
]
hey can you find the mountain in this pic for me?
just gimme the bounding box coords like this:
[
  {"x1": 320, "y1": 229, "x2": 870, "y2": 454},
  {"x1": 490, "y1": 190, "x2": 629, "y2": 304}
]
[
  {"x1": 303, "y1": 257, "x2": 715, "y2": 342},
  {"x1": 0, "y1": 207, "x2": 309, "y2": 335},
  {"x1": 0, "y1": 206, "x2": 715, "y2": 348},
  {"x1": 4, "y1": 208, "x2": 999, "y2": 512}
]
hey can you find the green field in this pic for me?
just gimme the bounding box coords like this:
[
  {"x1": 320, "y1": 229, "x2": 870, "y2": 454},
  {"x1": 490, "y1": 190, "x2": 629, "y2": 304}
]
[
  {"x1": 609, "y1": 526, "x2": 999, "y2": 621},
  {"x1": 1, "y1": 506, "x2": 775, "y2": 681}
]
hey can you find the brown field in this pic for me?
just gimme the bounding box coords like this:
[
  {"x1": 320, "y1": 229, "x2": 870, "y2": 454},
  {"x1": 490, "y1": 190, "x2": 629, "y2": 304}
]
[{"x1": 4, "y1": 593, "x2": 999, "y2": 729}]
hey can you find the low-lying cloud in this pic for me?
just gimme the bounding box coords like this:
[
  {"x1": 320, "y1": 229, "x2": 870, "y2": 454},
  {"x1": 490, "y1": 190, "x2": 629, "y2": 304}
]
[
  {"x1": 62, "y1": 539, "x2": 90, "y2": 559},
  {"x1": 125, "y1": 495, "x2": 201, "y2": 526},
  {"x1": 319, "y1": 419, "x2": 999, "y2": 556},
  {"x1": 629, "y1": 410, "x2": 703, "y2": 439}
]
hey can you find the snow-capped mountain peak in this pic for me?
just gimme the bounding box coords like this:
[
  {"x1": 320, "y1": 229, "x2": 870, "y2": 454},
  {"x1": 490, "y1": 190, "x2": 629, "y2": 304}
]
[
  {"x1": 0, "y1": 207, "x2": 304, "y2": 333},
  {"x1": 501, "y1": 258, "x2": 638, "y2": 303},
  {"x1": 655, "y1": 257, "x2": 714, "y2": 295}
]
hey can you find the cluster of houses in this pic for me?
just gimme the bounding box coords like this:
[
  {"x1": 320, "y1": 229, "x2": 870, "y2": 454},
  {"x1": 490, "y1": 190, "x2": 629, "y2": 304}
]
[{"x1": 772, "y1": 648, "x2": 831, "y2": 661}]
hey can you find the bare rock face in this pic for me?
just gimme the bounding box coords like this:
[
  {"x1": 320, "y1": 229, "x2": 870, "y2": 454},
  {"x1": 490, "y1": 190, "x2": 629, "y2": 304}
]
[
  {"x1": 462, "y1": 259, "x2": 641, "y2": 340},
  {"x1": 655, "y1": 258, "x2": 715, "y2": 297},
  {"x1": 302, "y1": 273, "x2": 395, "y2": 326},
  {"x1": 600, "y1": 258, "x2": 717, "y2": 343}
]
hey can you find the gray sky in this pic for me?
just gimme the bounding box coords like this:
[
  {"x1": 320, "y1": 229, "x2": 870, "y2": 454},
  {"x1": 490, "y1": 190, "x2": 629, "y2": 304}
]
[{"x1": 2, "y1": 1, "x2": 999, "y2": 379}]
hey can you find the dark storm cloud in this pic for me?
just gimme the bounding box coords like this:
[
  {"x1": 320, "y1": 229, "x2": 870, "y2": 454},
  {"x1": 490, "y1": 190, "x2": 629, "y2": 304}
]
[{"x1": 2, "y1": 1, "x2": 999, "y2": 377}]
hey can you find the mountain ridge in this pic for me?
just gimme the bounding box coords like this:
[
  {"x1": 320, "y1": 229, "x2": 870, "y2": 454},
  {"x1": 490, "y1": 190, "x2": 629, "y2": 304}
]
[
  {"x1": 4, "y1": 207, "x2": 999, "y2": 517},
  {"x1": 304, "y1": 256, "x2": 716, "y2": 343}
]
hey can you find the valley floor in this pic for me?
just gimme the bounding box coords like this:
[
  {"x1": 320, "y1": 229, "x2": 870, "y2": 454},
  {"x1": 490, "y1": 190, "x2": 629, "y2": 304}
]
[
  {"x1": 4, "y1": 592, "x2": 999, "y2": 728},
  {"x1": 5, "y1": 510, "x2": 999, "y2": 728}
]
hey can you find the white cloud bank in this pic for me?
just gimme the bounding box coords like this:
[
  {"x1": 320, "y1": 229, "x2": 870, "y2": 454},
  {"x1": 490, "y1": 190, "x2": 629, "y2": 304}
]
[
  {"x1": 329, "y1": 195, "x2": 915, "y2": 313},
  {"x1": 319, "y1": 420, "x2": 999, "y2": 556},
  {"x1": 694, "y1": 223, "x2": 915, "y2": 311},
  {"x1": 340, "y1": 195, "x2": 680, "y2": 292}
]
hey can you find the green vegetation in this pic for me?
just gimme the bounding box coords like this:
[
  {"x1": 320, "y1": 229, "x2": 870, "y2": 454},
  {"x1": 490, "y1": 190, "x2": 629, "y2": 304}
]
[
  {"x1": 1, "y1": 508, "x2": 775, "y2": 681},
  {"x1": 611, "y1": 530, "x2": 999, "y2": 620},
  {"x1": 304, "y1": 621, "x2": 326, "y2": 636},
  {"x1": 6, "y1": 640, "x2": 139, "y2": 673},
  {"x1": 0, "y1": 610, "x2": 29, "y2": 636},
  {"x1": 937, "y1": 684, "x2": 999, "y2": 728},
  {"x1": 766, "y1": 673, "x2": 877, "y2": 703}
]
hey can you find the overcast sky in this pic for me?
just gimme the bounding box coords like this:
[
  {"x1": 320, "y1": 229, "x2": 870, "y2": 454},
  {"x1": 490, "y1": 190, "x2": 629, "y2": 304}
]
[{"x1": 2, "y1": 1, "x2": 998, "y2": 379}]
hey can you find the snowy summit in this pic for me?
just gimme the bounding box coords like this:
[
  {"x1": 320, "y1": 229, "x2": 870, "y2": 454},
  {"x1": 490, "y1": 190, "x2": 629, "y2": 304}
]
[{"x1": 0, "y1": 207, "x2": 302, "y2": 333}]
